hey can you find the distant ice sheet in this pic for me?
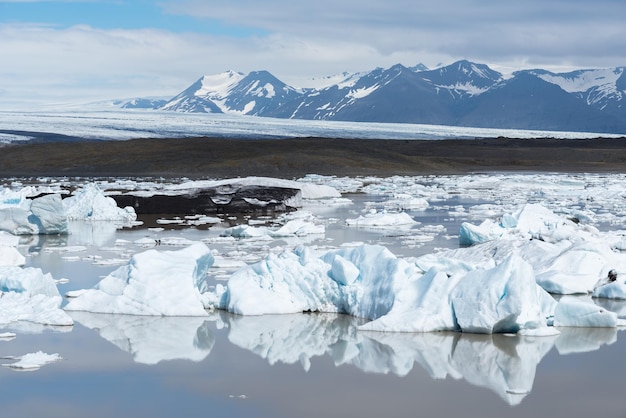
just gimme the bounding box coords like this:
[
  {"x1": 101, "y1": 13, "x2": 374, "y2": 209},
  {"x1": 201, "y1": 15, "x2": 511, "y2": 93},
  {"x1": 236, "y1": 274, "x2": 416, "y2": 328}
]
[{"x1": 0, "y1": 110, "x2": 621, "y2": 143}]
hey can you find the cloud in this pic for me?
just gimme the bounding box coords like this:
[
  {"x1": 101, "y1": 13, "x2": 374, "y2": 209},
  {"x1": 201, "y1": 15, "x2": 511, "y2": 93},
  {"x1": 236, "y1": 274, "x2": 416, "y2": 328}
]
[{"x1": 162, "y1": 0, "x2": 626, "y2": 67}]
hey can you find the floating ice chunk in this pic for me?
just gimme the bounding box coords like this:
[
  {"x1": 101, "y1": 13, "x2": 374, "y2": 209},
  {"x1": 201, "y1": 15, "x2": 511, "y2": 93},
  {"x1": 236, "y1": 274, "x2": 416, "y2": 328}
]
[
  {"x1": 459, "y1": 203, "x2": 593, "y2": 246},
  {"x1": 0, "y1": 332, "x2": 16, "y2": 340},
  {"x1": 592, "y1": 280, "x2": 626, "y2": 299},
  {"x1": 270, "y1": 219, "x2": 325, "y2": 237},
  {"x1": 222, "y1": 248, "x2": 340, "y2": 315},
  {"x1": 3, "y1": 351, "x2": 61, "y2": 370},
  {"x1": 63, "y1": 183, "x2": 136, "y2": 222},
  {"x1": 222, "y1": 225, "x2": 270, "y2": 238},
  {"x1": 360, "y1": 267, "x2": 459, "y2": 333},
  {"x1": 29, "y1": 194, "x2": 68, "y2": 234},
  {"x1": 217, "y1": 245, "x2": 556, "y2": 334},
  {"x1": 553, "y1": 297, "x2": 618, "y2": 327},
  {"x1": 346, "y1": 210, "x2": 417, "y2": 228},
  {"x1": 64, "y1": 243, "x2": 214, "y2": 316},
  {"x1": 451, "y1": 255, "x2": 555, "y2": 334},
  {"x1": 0, "y1": 194, "x2": 67, "y2": 235},
  {"x1": 534, "y1": 241, "x2": 622, "y2": 294},
  {"x1": 0, "y1": 266, "x2": 73, "y2": 326}
]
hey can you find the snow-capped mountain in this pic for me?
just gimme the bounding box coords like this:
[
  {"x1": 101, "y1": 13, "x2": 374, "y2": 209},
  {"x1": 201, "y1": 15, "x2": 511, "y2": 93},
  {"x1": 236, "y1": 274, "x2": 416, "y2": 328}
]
[{"x1": 147, "y1": 60, "x2": 626, "y2": 134}]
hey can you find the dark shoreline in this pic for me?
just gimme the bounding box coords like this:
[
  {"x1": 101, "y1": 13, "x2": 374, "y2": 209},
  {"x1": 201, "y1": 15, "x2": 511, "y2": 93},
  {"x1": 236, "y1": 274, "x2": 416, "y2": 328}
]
[{"x1": 1, "y1": 136, "x2": 625, "y2": 179}]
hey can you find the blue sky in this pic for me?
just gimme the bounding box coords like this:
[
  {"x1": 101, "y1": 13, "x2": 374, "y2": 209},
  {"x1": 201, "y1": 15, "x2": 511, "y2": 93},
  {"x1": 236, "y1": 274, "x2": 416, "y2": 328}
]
[
  {"x1": 0, "y1": 0, "x2": 264, "y2": 36},
  {"x1": 1, "y1": 0, "x2": 625, "y2": 107}
]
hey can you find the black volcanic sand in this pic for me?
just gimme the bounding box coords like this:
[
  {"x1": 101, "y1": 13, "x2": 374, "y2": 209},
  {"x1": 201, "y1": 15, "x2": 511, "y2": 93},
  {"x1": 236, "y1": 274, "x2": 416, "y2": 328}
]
[{"x1": 1, "y1": 136, "x2": 625, "y2": 178}]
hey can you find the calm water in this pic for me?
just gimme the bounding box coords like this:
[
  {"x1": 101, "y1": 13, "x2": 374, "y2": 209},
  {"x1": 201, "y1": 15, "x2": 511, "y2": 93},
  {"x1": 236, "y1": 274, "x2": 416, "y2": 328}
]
[{"x1": 2, "y1": 192, "x2": 625, "y2": 418}]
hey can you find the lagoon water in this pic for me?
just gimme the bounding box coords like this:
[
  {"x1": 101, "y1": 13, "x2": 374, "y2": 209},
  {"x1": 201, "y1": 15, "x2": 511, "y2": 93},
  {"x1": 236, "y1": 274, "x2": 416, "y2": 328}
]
[{"x1": 2, "y1": 175, "x2": 626, "y2": 417}]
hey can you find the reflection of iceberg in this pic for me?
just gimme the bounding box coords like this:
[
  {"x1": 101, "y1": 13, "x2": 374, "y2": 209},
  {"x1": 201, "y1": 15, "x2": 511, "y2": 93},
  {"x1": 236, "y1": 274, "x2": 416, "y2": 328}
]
[
  {"x1": 226, "y1": 313, "x2": 362, "y2": 372},
  {"x1": 554, "y1": 327, "x2": 618, "y2": 355},
  {"x1": 224, "y1": 312, "x2": 556, "y2": 405},
  {"x1": 69, "y1": 312, "x2": 214, "y2": 365}
]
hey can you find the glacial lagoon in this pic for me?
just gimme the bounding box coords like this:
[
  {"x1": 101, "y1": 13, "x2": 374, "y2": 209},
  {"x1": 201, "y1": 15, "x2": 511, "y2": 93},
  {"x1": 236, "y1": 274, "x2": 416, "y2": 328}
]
[{"x1": 2, "y1": 173, "x2": 626, "y2": 417}]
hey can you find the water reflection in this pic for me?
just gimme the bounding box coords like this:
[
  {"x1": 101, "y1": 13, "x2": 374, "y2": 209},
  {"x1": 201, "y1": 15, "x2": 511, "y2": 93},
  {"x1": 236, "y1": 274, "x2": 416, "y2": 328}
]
[
  {"x1": 223, "y1": 312, "x2": 557, "y2": 405},
  {"x1": 65, "y1": 309, "x2": 626, "y2": 406},
  {"x1": 554, "y1": 327, "x2": 618, "y2": 355},
  {"x1": 68, "y1": 312, "x2": 214, "y2": 365}
]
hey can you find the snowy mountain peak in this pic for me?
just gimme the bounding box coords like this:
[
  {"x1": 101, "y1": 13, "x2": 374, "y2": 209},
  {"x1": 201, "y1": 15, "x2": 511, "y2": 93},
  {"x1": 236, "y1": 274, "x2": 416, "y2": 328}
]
[
  {"x1": 153, "y1": 60, "x2": 626, "y2": 134},
  {"x1": 409, "y1": 63, "x2": 429, "y2": 72},
  {"x1": 527, "y1": 67, "x2": 624, "y2": 93},
  {"x1": 197, "y1": 70, "x2": 245, "y2": 98}
]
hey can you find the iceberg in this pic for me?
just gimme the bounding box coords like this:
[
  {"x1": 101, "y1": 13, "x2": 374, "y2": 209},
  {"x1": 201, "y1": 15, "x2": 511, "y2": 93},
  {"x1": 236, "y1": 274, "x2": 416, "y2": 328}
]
[
  {"x1": 0, "y1": 193, "x2": 67, "y2": 235},
  {"x1": 0, "y1": 265, "x2": 73, "y2": 326},
  {"x1": 63, "y1": 183, "x2": 136, "y2": 222},
  {"x1": 592, "y1": 280, "x2": 626, "y2": 300},
  {"x1": 215, "y1": 245, "x2": 556, "y2": 334},
  {"x1": 443, "y1": 203, "x2": 626, "y2": 295},
  {"x1": 65, "y1": 243, "x2": 214, "y2": 316},
  {"x1": 553, "y1": 297, "x2": 618, "y2": 327},
  {"x1": 363, "y1": 255, "x2": 557, "y2": 334},
  {"x1": 346, "y1": 210, "x2": 417, "y2": 228}
]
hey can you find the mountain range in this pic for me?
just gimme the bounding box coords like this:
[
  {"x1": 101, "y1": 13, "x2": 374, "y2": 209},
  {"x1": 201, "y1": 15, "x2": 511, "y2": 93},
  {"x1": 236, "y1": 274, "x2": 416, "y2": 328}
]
[{"x1": 121, "y1": 60, "x2": 626, "y2": 134}]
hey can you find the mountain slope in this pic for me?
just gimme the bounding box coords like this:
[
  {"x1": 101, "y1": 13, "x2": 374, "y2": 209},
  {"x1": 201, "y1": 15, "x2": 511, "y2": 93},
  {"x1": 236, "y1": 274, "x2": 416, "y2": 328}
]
[{"x1": 154, "y1": 60, "x2": 626, "y2": 134}]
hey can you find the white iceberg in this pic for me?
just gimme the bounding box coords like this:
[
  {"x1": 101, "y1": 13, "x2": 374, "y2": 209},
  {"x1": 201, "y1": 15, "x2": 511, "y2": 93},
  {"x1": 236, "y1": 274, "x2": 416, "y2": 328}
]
[
  {"x1": 222, "y1": 219, "x2": 324, "y2": 239},
  {"x1": 0, "y1": 193, "x2": 67, "y2": 235},
  {"x1": 64, "y1": 243, "x2": 214, "y2": 316},
  {"x1": 216, "y1": 245, "x2": 556, "y2": 334},
  {"x1": 0, "y1": 265, "x2": 73, "y2": 326},
  {"x1": 553, "y1": 297, "x2": 618, "y2": 327},
  {"x1": 592, "y1": 280, "x2": 626, "y2": 300},
  {"x1": 459, "y1": 203, "x2": 597, "y2": 246},
  {"x1": 346, "y1": 210, "x2": 417, "y2": 228},
  {"x1": 362, "y1": 255, "x2": 557, "y2": 334},
  {"x1": 63, "y1": 183, "x2": 136, "y2": 222}
]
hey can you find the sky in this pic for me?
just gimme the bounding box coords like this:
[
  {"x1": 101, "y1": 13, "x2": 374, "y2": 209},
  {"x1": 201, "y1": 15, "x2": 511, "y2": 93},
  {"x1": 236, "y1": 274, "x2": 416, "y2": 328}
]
[{"x1": 0, "y1": 0, "x2": 625, "y2": 108}]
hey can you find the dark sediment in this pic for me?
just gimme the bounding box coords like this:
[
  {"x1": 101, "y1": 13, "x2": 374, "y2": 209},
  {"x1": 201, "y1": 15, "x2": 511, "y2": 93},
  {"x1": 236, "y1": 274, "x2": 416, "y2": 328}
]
[
  {"x1": 1, "y1": 136, "x2": 626, "y2": 179},
  {"x1": 112, "y1": 185, "x2": 301, "y2": 215}
]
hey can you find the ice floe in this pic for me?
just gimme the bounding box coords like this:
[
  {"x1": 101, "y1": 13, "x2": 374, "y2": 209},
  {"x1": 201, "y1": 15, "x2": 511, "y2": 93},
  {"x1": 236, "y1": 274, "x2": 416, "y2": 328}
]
[{"x1": 2, "y1": 351, "x2": 61, "y2": 371}]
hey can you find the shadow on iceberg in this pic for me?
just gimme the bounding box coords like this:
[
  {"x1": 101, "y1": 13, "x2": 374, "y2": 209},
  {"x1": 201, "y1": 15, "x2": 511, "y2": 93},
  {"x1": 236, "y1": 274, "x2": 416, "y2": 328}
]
[
  {"x1": 220, "y1": 311, "x2": 557, "y2": 406},
  {"x1": 68, "y1": 311, "x2": 215, "y2": 365}
]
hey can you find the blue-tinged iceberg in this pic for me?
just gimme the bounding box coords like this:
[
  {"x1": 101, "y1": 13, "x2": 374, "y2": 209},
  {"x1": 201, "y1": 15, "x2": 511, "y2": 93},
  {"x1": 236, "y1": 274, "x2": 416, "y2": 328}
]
[
  {"x1": 215, "y1": 245, "x2": 556, "y2": 334},
  {"x1": 0, "y1": 183, "x2": 136, "y2": 235}
]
